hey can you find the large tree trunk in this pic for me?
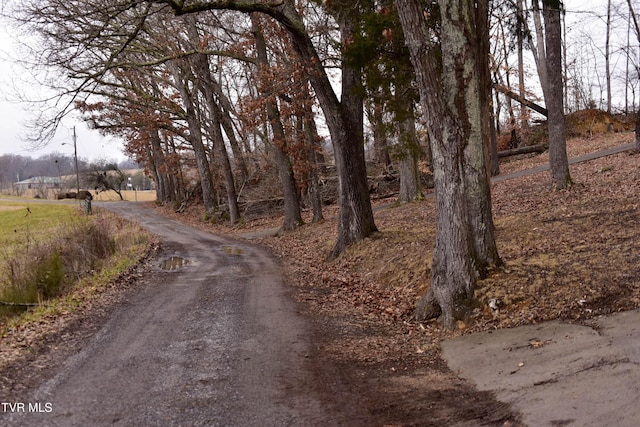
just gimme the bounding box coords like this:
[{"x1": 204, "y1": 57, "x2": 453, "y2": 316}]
[
  {"x1": 328, "y1": 13, "x2": 378, "y2": 257},
  {"x1": 543, "y1": 1, "x2": 571, "y2": 189},
  {"x1": 252, "y1": 14, "x2": 303, "y2": 231},
  {"x1": 467, "y1": 0, "x2": 502, "y2": 275},
  {"x1": 396, "y1": 0, "x2": 482, "y2": 328}
]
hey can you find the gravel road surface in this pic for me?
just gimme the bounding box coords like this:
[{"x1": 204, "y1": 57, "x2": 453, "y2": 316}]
[{"x1": 3, "y1": 202, "x2": 364, "y2": 426}]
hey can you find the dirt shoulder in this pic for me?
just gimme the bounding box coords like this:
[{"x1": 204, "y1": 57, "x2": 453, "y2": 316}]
[{"x1": 180, "y1": 132, "x2": 638, "y2": 425}]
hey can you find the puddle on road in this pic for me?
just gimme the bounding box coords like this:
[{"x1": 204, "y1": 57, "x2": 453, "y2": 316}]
[
  {"x1": 160, "y1": 256, "x2": 191, "y2": 270},
  {"x1": 221, "y1": 245, "x2": 244, "y2": 255}
]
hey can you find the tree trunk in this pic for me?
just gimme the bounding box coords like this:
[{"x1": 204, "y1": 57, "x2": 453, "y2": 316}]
[
  {"x1": 531, "y1": 0, "x2": 550, "y2": 102},
  {"x1": 396, "y1": 0, "x2": 481, "y2": 328},
  {"x1": 252, "y1": 14, "x2": 302, "y2": 231},
  {"x1": 397, "y1": 102, "x2": 423, "y2": 204},
  {"x1": 372, "y1": 102, "x2": 391, "y2": 167},
  {"x1": 517, "y1": 0, "x2": 529, "y2": 145},
  {"x1": 625, "y1": 0, "x2": 640, "y2": 151},
  {"x1": 329, "y1": 13, "x2": 377, "y2": 258},
  {"x1": 168, "y1": 60, "x2": 218, "y2": 217},
  {"x1": 606, "y1": 0, "x2": 612, "y2": 114},
  {"x1": 209, "y1": 78, "x2": 250, "y2": 183},
  {"x1": 543, "y1": 1, "x2": 571, "y2": 189},
  {"x1": 182, "y1": 18, "x2": 239, "y2": 222},
  {"x1": 489, "y1": 102, "x2": 500, "y2": 176},
  {"x1": 467, "y1": 0, "x2": 502, "y2": 275},
  {"x1": 303, "y1": 102, "x2": 324, "y2": 223},
  {"x1": 209, "y1": 110, "x2": 241, "y2": 223},
  {"x1": 147, "y1": 132, "x2": 165, "y2": 203}
]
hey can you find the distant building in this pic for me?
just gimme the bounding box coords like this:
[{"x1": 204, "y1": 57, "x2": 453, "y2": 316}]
[{"x1": 13, "y1": 176, "x2": 62, "y2": 190}]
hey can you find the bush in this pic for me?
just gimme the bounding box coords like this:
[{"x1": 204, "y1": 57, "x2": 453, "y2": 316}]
[{"x1": 0, "y1": 214, "x2": 121, "y2": 318}]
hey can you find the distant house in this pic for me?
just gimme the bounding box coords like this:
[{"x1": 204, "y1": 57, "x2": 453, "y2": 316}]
[{"x1": 13, "y1": 176, "x2": 62, "y2": 190}]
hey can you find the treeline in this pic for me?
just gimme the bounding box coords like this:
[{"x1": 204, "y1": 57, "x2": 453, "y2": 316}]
[{"x1": 0, "y1": 153, "x2": 140, "y2": 188}]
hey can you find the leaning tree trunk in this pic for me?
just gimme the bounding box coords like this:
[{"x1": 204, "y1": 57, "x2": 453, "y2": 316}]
[
  {"x1": 209, "y1": 79, "x2": 250, "y2": 183},
  {"x1": 252, "y1": 14, "x2": 303, "y2": 231},
  {"x1": 168, "y1": 61, "x2": 218, "y2": 218},
  {"x1": 543, "y1": 1, "x2": 571, "y2": 189}
]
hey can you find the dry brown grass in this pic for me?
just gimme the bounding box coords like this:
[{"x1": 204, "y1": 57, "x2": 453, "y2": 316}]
[{"x1": 93, "y1": 190, "x2": 157, "y2": 202}]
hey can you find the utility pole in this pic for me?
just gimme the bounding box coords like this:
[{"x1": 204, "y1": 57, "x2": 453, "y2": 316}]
[{"x1": 73, "y1": 127, "x2": 79, "y2": 193}]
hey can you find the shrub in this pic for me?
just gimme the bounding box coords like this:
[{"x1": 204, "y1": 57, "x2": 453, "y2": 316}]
[{"x1": 0, "y1": 212, "x2": 127, "y2": 319}]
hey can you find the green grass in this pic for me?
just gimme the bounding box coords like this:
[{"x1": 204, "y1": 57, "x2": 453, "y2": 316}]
[
  {"x1": 0, "y1": 202, "x2": 152, "y2": 322},
  {"x1": 0, "y1": 202, "x2": 83, "y2": 249}
]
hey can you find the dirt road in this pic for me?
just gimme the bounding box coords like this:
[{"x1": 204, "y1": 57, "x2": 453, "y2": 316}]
[{"x1": 2, "y1": 202, "x2": 366, "y2": 426}]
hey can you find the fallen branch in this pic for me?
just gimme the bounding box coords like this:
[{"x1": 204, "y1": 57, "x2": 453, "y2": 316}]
[
  {"x1": 498, "y1": 144, "x2": 547, "y2": 158},
  {"x1": 0, "y1": 300, "x2": 41, "y2": 307},
  {"x1": 494, "y1": 84, "x2": 548, "y2": 117}
]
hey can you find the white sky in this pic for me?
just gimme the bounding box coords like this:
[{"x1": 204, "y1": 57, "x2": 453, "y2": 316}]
[
  {"x1": 0, "y1": 14, "x2": 127, "y2": 162},
  {"x1": 0, "y1": 0, "x2": 625, "y2": 162}
]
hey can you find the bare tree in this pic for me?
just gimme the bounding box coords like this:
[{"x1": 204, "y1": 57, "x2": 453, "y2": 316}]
[
  {"x1": 528, "y1": 0, "x2": 571, "y2": 189},
  {"x1": 156, "y1": 0, "x2": 378, "y2": 257}
]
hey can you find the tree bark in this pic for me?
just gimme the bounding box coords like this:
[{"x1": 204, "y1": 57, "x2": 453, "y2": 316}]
[
  {"x1": 543, "y1": 0, "x2": 571, "y2": 189},
  {"x1": 396, "y1": 0, "x2": 481, "y2": 328},
  {"x1": 168, "y1": 60, "x2": 218, "y2": 217},
  {"x1": 252, "y1": 14, "x2": 303, "y2": 231}
]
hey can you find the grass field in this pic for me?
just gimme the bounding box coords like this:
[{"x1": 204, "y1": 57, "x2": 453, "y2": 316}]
[
  {"x1": 3, "y1": 189, "x2": 157, "y2": 202},
  {"x1": 0, "y1": 199, "x2": 152, "y2": 322},
  {"x1": 0, "y1": 202, "x2": 84, "y2": 249}
]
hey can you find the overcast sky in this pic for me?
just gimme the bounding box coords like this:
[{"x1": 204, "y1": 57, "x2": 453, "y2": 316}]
[
  {"x1": 0, "y1": 0, "x2": 620, "y2": 162},
  {"x1": 0, "y1": 14, "x2": 127, "y2": 162}
]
